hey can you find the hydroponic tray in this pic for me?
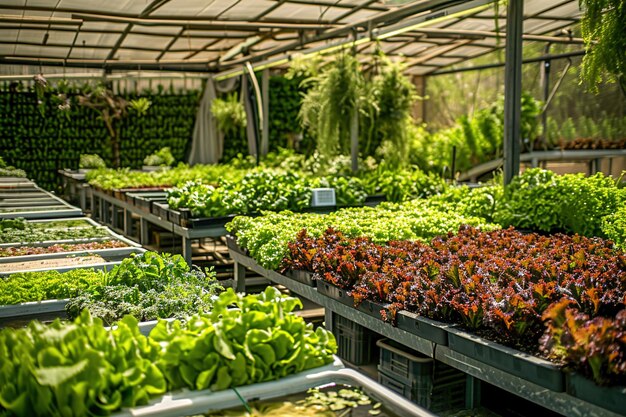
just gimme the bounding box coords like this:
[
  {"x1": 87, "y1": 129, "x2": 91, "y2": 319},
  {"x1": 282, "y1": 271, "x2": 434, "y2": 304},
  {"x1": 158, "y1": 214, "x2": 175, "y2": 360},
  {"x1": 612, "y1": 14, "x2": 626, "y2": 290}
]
[
  {"x1": 0, "y1": 217, "x2": 131, "y2": 248},
  {"x1": 0, "y1": 201, "x2": 82, "y2": 219},
  {"x1": 110, "y1": 358, "x2": 435, "y2": 417},
  {"x1": 0, "y1": 247, "x2": 145, "y2": 276}
]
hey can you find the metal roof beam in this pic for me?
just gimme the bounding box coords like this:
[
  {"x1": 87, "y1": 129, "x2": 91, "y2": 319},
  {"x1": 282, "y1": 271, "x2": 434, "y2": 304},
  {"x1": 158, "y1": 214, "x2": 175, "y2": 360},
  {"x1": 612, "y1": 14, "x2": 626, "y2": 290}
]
[
  {"x1": 106, "y1": 0, "x2": 171, "y2": 61},
  {"x1": 425, "y1": 19, "x2": 581, "y2": 74},
  {"x1": 331, "y1": 0, "x2": 381, "y2": 23},
  {"x1": 0, "y1": 15, "x2": 81, "y2": 25},
  {"x1": 410, "y1": 28, "x2": 585, "y2": 44},
  {"x1": 0, "y1": 24, "x2": 254, "y2": 37},
  {"x1": 71, "y1": 13, "x2": 337, "y2": 30},
  {"x1": 214, "y1": 0, "x2": 468, "y2": 69}
]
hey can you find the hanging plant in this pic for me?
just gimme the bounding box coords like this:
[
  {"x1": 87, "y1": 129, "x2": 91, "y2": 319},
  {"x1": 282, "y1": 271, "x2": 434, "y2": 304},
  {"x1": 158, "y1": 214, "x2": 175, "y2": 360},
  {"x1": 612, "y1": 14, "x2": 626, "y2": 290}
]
[
  {"x1": 211, "y1": 93, "x2": 247, "y2": 137},
  {"x1": 579, "y1": 0, "x2": 626, "y2": 93},
  {"x1": 369, "y1": 56, "x2": 418, "y2": 167},
  {"x1": 299, "y1": 52, "x2": 364, "y2": 158}
]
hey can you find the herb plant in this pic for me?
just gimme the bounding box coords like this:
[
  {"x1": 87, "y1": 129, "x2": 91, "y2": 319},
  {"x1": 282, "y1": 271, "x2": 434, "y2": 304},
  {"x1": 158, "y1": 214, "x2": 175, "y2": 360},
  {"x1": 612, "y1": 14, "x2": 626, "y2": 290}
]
[
  {"x1": 0, "y1": 269, "x2": 103, "y2": 305},
  {"x1": 66, "y1": 252, "x2": 223, "y2": 324},
  {"x1": 0, "y1": 218, "x2": 110, "y2": 244},
  {"x1": 143, "y1": 147, "x2": 175, "y2": 167},
  {"x1": 78, "y1": 154, "x2": 106, "y2": 169}
]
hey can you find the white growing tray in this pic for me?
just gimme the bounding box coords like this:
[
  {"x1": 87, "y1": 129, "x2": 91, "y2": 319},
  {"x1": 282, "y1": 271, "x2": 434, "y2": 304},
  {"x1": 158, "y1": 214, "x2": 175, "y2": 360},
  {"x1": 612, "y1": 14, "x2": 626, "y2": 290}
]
[{"x1": 111, "y1": 357, "x2": 436, "y2": 417}]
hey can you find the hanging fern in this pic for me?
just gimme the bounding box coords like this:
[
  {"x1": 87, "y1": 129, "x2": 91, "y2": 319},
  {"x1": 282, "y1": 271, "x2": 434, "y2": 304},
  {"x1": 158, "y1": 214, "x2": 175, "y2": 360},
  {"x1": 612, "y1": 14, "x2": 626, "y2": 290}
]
[
  {"x1": 370, "y1": 58, "x2": 418, "y2": 167},
  {"x1": 211, "y1": 93, "x2": 247, "y2": 137},
  {"x1": 299, "y1": 52, "x2": 363, "y2": 157},
  {"x1": 579, "y1": 0, "x2": 626, "y2": 93}
]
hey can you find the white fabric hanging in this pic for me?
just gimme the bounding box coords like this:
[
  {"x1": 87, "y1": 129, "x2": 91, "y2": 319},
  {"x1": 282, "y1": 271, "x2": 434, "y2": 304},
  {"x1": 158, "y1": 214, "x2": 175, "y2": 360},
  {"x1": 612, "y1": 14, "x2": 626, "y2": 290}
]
[
  {"x1": 241, "y1": 74, "x2": 258, "y2": 158},
  {"x1": 188, "y1": 76, "x2": 223, "y2": 165}
]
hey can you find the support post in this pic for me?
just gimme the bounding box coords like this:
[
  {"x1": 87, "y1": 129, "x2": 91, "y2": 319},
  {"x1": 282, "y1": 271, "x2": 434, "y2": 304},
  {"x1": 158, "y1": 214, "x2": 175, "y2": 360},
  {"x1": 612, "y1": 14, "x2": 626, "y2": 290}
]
[
  {"x1": 182, "y1": 237, "x2": 193, "y2": 266},
  {"x1": 261, "y1": 69, "x2": 270, "y2": 156},
  {"x1": 234, "y1": 261, "x2": 247, "y2": 293},
  {"x1": 350, "y1": 109, "x2": 359, "y2": 173},
  {"x1": 503, "y1": 0, "x2": 523, "y2": 185}
]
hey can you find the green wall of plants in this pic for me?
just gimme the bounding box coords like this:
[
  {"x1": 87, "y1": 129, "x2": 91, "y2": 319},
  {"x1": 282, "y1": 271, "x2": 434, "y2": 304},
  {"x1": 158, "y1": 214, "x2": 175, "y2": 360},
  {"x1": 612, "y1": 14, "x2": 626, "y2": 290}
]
[{"x1": 0, "y1": 84, "x2": 199, "y2": 191}]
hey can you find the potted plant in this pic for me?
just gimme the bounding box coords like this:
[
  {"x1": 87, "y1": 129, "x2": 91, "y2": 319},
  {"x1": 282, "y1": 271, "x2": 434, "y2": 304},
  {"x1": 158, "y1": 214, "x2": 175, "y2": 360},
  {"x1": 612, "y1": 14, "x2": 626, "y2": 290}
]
[
  {"x1": 142, "y1": 147, "x2": 175, "y2": 171},
  {"x1": 78, "y1": 154, "x2": 106, "y2": 173}
]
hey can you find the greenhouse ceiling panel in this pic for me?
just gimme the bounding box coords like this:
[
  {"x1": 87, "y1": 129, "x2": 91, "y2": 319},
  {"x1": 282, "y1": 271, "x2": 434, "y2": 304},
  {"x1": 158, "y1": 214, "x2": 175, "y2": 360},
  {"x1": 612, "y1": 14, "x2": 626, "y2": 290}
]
[{"x1": 0, "y1": 0, "x2": 584, "y2": 75}]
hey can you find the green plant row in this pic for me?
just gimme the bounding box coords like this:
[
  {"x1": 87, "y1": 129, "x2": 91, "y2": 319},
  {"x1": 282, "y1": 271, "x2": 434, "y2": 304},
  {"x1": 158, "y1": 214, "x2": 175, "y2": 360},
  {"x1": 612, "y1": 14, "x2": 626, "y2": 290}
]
[
  {"x1": 86, "y1": 163, "x2": 244, "y2": 190},
  {"x1": 226, "y1": 204, "x2": 498, "y2": 270},
  {"x1": 0, "y1": 286, "x2": 336, "y2": 417},
  {"x1": 0, "y1": 252, "x2": 222, "y2": 325},
  {"x1": 0, "y1": 218, "x2": 111, "y2": 244},
  {"x1": 226, "y1": 169, "x2": 626, "y2": 269},
  {"x1": 167, "y1": 171, "x2": 368, "y2": 217}
]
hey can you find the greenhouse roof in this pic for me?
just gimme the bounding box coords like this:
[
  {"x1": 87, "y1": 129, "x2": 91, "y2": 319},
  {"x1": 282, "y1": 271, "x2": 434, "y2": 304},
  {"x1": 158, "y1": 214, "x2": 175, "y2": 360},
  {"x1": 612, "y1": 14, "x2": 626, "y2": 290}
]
[{"x1": 0, "y1": 0, "x2": 584, "y2": 75}]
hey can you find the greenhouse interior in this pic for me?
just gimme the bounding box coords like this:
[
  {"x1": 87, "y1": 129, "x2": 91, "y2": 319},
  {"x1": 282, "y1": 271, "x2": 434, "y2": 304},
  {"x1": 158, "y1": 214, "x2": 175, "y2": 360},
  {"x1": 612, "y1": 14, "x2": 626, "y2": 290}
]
[{"x1": 0, "y1": 0, "x2": 625, "y2": 416}]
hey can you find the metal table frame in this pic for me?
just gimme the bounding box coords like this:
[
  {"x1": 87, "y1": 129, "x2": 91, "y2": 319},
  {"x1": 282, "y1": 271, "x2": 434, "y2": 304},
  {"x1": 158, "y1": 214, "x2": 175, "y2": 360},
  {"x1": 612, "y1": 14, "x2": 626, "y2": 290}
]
[{"x1": 91, "y1": 188, "x2": 226, "y2": 264}]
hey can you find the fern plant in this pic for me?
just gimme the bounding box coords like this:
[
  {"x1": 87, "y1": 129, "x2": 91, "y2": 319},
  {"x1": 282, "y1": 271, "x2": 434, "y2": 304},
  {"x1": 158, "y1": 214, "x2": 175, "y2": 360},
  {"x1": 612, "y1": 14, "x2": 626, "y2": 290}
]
[
  {"x1": 211, "y1": 93, "x2": 247, "y2": 137},
  {"x1": 579, "y1": 0, "x2": 626, "y2": 93},
  {"x1": 299, "y1": 52, "x2": 364, "y2": 158}
]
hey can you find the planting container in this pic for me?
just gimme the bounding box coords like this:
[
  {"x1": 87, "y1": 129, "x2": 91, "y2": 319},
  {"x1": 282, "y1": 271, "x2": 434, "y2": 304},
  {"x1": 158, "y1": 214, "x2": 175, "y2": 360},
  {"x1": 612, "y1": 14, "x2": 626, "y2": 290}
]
[
  {"x1": 446, "y1": 326, "x2": 564, "y2": 392},
  {"x1": 285, "y1": 269, "x2": 316, "y2": 287},
  {"x1": 109, "y1": 359, "x2": 435, "y2": 417},
  {"x1": 0, "y1": 247, "x2": 145, "y2": 276},
  {"x1": 181, "y1": 213, "x2": 236, "y2": 229},
  {"x1": 396, "y1": 311, "x2": 451, "y2": 346},
  {"x1": 225, "y1": 234, "x2": 247, "y2": 256},
  {"x1": 356, "y1": 298, "x2": 390, "y2": 321},
  {"x1": 565, "y1": 373, "x2": 626, "y2": 416},
  {"x1": 317, "y1": 280, "x2": 355, "y2": 307}
]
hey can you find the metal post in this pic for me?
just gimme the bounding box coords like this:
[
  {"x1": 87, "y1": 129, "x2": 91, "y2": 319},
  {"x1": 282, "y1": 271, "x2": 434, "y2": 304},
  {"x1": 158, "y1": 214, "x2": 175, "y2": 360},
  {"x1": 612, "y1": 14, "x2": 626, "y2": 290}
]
[
  {"x1": 261, "y1": 69, "x2": 270, "y2": 156},
  {"x1": 182, "y1": 237, "x2": 193, "y2": 266},
  {"x1": 350, "y1": 109, "x2": 359, "y2": 173},
  {"x1": 541, "y1": 57, "x2": 551, "y2": 146},
  {"x1": 503, "y1": 0, "x2": 524, "y2": 185},
  {"x1": 234, "y1": 260, "x2": 247, "y2": 293}
]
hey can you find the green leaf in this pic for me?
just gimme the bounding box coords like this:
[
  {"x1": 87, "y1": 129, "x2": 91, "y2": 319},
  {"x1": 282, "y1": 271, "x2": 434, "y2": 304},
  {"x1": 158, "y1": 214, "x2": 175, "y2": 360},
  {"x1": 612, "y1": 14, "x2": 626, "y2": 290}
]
[{"x1": 34, "y1": 359, "x2": 89, "y2": 387}]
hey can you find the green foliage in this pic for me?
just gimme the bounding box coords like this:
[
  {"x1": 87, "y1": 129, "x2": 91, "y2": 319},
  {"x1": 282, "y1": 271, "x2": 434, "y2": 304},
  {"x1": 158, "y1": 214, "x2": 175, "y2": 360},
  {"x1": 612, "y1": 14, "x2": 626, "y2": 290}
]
[
  {"x1": 128, "y1": 97, "x2": 152, "y2": 116},
  {"x1": 212, "y1": 93, "x2": 247, "y2": 136},
  {"x1": 494, "y1": 168, "x2": 626, "y2": 236},
  {"x1": 66, "y1": 252, "x2": 222, "y2": 324},
  {"x1": 579, "y1": 0, "x2": 626, "y2": 92},
  {"x1": 0, "y1": 287, "x2": 336, "y2": 416},
  {"x1": 367, "y1": 58, "x2": 417, "y2": 167},
  {"x1": 78, "y1": 154, "x2": 106, "y2": 169},
  {"x1": 86, "y1": 163, "x2": 243, "y2": 190},
  {"x1": 0, "y1": 269, "x2": 103, "y2": 305},
  {"x1": 0, "y1": 83, "x2": 198, "y2": 190},
  {"x1": 151, "y1": 286, "x2": 336, "y2": 391},
  {"x1": 300, "y1": 53, "x2": 363, "y2": 157},
  {"x1": 359, "y1": 165, "x2": 447, "y2": 203},
  {"x1": 168, "y1": 171, "x2": 324, "y2": 217},
  {"x1": 0, "y1": 310, "x2": 165, "y2": 416},
  {"x1": 601, "y1": 204, "x2": 626, "y2": 249},
  {"x1": 226, "y1": 204, "x2": 498, "y2": 270},
  {"x1": 0, "y1": 218, "x2": 110, "y2": 244},
  {"x1": 0, "y1": 166, "x2": 26, "y2": 178},
  {"x1": 143, "y1": 147, "x2": 175, "y2": 167},
  {"x1": 412, "y1": 92, "x2": 542, "y2": 174}
]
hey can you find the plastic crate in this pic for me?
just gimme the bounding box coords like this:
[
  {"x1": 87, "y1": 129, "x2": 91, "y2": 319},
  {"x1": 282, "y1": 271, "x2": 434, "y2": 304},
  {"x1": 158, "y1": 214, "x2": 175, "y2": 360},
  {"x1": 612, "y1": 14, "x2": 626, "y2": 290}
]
[
  {"x1": 377, "y1": 338, "x2": 467, "y2": 413},
  {"x1": 331, "y1": 312, "x2": 375, "y2": 366}
]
